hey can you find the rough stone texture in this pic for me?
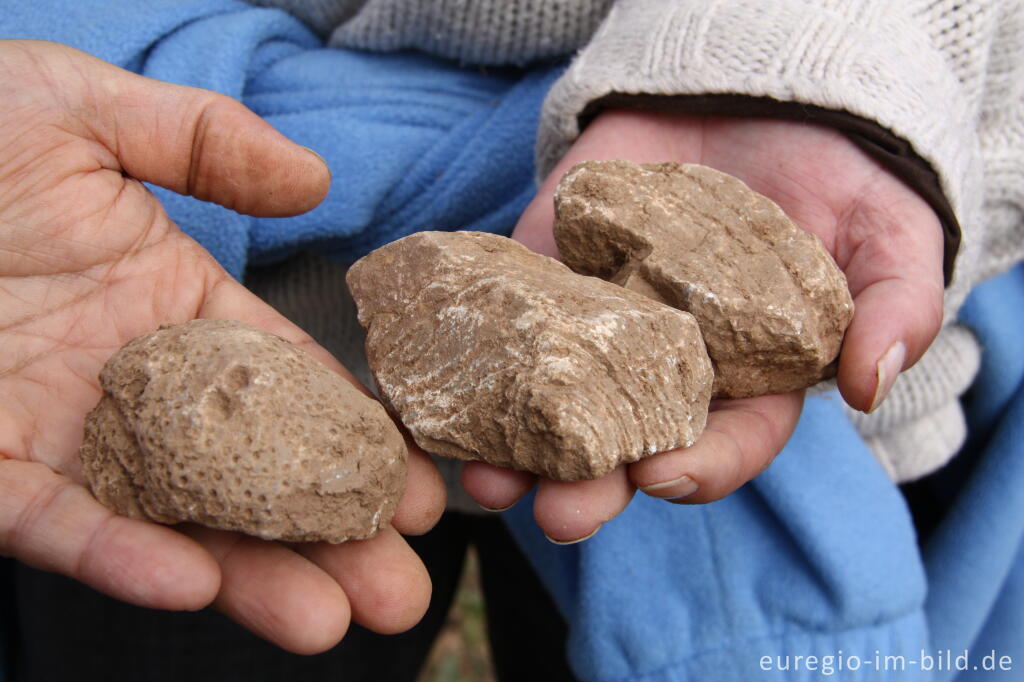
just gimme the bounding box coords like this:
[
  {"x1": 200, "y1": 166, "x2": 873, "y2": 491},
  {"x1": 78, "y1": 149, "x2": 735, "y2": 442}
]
[
  {"x1": 80, "y1": 319, "x2": 406, "y2": 543},
  {"x1": 554, "y1": 160, "x2": 855, "y2": 398},
  {"x1": 347, "y1": 231, "x2": 713, "y2": 481}
]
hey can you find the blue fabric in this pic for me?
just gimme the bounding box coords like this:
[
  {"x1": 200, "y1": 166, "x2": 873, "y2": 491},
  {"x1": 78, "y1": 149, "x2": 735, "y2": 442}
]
[
  {"x1": 4, "y1": 0, "x2": 561, "y2": 278},
  {"x1": 5, "y1": 3, "x2": 1023, "y2": 681},
  {"x1": 505, "y1": 400, "x2": 932, "y2": 681},
  {"x1": 505, "y1": 265, "x2": 1024, "y2": 681}
]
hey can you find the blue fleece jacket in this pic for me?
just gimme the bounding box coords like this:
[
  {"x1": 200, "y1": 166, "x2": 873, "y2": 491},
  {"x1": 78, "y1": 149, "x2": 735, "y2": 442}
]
[
  {"x1": 505, "y1": 260, "x2": 1024, "y2": 680},
  {"x1": 4, "y1": 3, "x2": 1022, "y2": 680}
]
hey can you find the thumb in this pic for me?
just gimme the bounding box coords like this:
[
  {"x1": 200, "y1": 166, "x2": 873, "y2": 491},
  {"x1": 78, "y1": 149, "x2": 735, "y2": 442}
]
[
  {"x1": 48, "y1": 41, "x2": 330, "y2": 217},
  {"x1": 835, "y1": 190, "x2": 945, "y2": 412}
]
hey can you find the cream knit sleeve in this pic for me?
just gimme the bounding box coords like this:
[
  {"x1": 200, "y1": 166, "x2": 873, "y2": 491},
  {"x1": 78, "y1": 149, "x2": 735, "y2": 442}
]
[{"x1": 538, "y1": 0, "x2": 1024, "y2": 312}]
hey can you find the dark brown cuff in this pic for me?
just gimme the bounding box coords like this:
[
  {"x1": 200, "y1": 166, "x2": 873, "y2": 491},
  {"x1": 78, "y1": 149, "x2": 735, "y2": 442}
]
[{"x1": 580, "y1": 93, "x2": 960, "y2": 286}]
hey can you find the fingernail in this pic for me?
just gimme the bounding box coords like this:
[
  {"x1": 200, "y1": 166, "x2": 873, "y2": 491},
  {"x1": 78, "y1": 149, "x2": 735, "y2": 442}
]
[
  {"x1": 477, "y1": 502, "x2": 515, "y2": 513},
  {"x1": 641, "y1": 474, "x2": 699, "y2": 500},
  {"x1": 300, "y1": 145, "x2": 330, "y2": 175},
  {"x1": 869, "y1": 341, "x2": 906, "y2": 413},
  {"x1": 544, "y1": 525, "x2": 602, "y2": 545}
]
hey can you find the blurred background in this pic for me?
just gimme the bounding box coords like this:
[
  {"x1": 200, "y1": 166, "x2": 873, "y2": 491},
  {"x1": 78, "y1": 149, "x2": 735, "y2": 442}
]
[{"x1": 419, "y1": 550, "x2": 496, "y2": 682}]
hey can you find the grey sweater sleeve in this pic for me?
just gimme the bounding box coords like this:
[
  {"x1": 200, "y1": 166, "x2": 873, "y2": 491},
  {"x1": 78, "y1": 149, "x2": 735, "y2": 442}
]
[
  {"x1": 325, "y1": 0, "x2": 613, "y2": 65},
  {"x1": 244, "y1": 0, "x2": 367, "y2": 37}
]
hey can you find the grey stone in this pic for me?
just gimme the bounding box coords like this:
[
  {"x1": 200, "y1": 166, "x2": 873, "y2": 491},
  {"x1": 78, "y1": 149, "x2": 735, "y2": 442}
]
[
  {"x1": 347, "y1": 231, "x2": 713, "y2": 481},
  {"x1": 554, "y1": 160, "x2": 854, "y2": 398},
  {"x1": 80, "y1": 319, "x2": 406, "y2": 543}
]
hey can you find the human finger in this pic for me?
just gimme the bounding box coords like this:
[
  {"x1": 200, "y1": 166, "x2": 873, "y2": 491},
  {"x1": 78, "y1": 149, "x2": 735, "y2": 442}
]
[
  {"x1": 185, "y1": 525, "x2": 351, "y2": 655},
  {"x1": 389, "y1": 446, "x2": 446, "y2": 535},
  {"x1": 296, "y1": 525, "x2": 431, "y2": 635},
  {"x1": 833, "y1": 190, "x2": 945, "y2": 412},
  {"x1": 18, "y1": 40, "x2": 330, "y2": 217},
  {"x1": 629, "y1": 392, "x2": 804, "y2": 504},
  {"x1": 533, "y1": 466, "x2": 634, "y2": 544},
  {"x1": 461, "y1": 461, "x2": 537, "y2": 512},
  {"x1": 0, "y1": 459, "x2": 220, "y2": 610}
]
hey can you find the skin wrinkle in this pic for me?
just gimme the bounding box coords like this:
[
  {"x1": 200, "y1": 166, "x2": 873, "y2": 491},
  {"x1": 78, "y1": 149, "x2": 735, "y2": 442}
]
[
  {"x1": 720, "y1": 402, "x2": 786, "y2": 480},
  {"x1": 1, "y1": 347, "x2": 61, "y2": 382},
  {"x1": 0, "y1": 273, "x2": 71, "y2": 310},
  {"x1": 2, "y1": 465, "x2": 74, "y2": 562},
  {"x1": 107, "y1": 181, "x2": 171, "y2": 253},
  {"x1": 67, "y1": 74, "x2": 119, "y2": 162},
  {"x1": 843, "y1": 233, "x2": 927, "y2": 296},
  {"x1": 72, "y1": 502, "x2": 120, "y2": 587},
  {"x1": 700, "y1": 429, "x2": 746, "y2": 493},
  {"x1": 743, "y1": 164, "x2": 837, "y2": 239},
  {"x1": 725, "y1": 402, "x2": 784, "y2": 455},
  {"x1": 849, "y1": 272, "x2": 944, "y2": 333},
  {"x1": 0, "y1": 380, "x2": 43, "y2": 448},
  {"x1": 53, "y1": 346, "x2": 104, "y2": 393},
  {"x1": 8, "y1": 371, "x2": 87, "y2": 460},
  {"x1": 0, "y1": 254, "x2": 149, "y2": 345},
  {"x1": 97, "y1": 76, "x2": 128, "y2": 165},
  {"x1": 1, "y1": 312, "x2": 104, "y2": 358},
  {"x1": 89, "y1": 236, "x2": 202, "y2": 333},
  {"x1": 53, "y1": 47, "x2": 101, "y2": 120},
  {"x1": 186, "y1": 99, "x2": 216, "y2": 202},
  {"x1": 833, "y1": 187, "x2": 911, "y2": 271},
  {"x1": 0, "y1": 133, "x2": 81, "y2": 202},
  {"x1": 3, "y1": 177, "x2": 161, "y2": 279},
  {"x1": 0, "y1": 240, "x2": 85, "y2": 276},
  {"x1": 162, "y1": 239, "x2": 217, "y2": 325}
]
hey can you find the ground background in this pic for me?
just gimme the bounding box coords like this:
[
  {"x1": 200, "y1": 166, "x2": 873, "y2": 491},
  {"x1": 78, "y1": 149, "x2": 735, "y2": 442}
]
[{"x1": 419, "y1": 549, "x2": 497, "y2": 682}]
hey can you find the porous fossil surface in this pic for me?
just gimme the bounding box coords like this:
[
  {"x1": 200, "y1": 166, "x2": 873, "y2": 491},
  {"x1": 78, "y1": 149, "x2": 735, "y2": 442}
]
[
  {"x1": 554, "y1": 160, "x2": 854, "y2": 398},
  {"x1": 80, "y1": 319, "x2": 406, "y2": 543},
  {"x1": 347, "y1": 231, "x2": 713, "y2": 481}
]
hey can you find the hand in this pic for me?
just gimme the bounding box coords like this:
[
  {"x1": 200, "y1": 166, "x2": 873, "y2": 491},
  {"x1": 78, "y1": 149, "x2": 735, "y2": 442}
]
[
  {"x1": 462, "y1": 109, "x2": 944, "y2": 542},
  {"x1": 0, "y1": 40, "x2": 444, "y2": 653}
]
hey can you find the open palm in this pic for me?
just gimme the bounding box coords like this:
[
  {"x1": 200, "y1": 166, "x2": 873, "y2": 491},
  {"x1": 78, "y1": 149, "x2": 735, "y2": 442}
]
[
  {"x1": 463, "y1": 109, "x2": 945, "y2": 542},
  {"x1": 0, "y1": 40, "x2": 444, "y2": 653}
]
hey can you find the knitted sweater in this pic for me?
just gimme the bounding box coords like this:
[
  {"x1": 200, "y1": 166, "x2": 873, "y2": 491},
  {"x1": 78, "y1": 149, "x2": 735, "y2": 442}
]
[{"x1": 248, "y1": 0, "x2": 1024, "y2": 484}]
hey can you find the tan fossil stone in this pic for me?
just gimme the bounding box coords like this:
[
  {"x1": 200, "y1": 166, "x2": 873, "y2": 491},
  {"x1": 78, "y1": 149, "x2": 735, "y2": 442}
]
[
  {"x1": 554, "y1": 160, "x2": 854, "y2": 398},
  {"x1": 80, "y1": 319, "x2": 406, "y2": 543},
  {"x1": 347, "y1": 231, "x2": 713, "y2": 481}
]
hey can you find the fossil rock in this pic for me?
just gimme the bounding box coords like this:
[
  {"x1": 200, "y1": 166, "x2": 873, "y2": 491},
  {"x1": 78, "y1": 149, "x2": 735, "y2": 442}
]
[
  {"x1": 347, "y1": 231, "x2": 713, "y2": 481},
  {"x1": 554, "y1": 160, "x2": 854, "y2": 398},
  {"x1": 80, "y1": 319, "x2": 406, "y2": 543}
]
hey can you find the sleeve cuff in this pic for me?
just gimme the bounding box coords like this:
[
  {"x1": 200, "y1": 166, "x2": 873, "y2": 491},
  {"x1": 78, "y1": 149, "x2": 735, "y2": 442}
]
[{"x1": 536, "y1": 0, "x2": 983, "y2": 296}]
